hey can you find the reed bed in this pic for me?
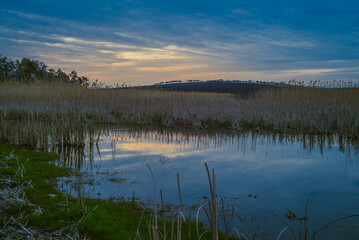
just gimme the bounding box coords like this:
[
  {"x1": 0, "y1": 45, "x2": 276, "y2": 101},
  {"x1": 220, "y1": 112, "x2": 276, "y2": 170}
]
[{"x1": 0, "y1": 83, "x2": 358, "y2": 149}]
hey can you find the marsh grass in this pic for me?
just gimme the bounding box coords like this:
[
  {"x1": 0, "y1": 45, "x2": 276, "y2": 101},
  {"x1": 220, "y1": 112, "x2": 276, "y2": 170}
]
[
  {"x1": 141, "y1": 165, "x2": 194, "y2": 240},
  {"x1": 140, "y1": 162, "x2": 247, "y2": 240},
  {"x1": 0, "y1": 83, "x2": 358, "y2": 149}
]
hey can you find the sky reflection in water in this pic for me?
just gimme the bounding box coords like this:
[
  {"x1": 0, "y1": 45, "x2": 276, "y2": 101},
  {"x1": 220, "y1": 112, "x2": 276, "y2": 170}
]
[{"x1": 57, "y1": 129, "x2": 359, "y2": 239}]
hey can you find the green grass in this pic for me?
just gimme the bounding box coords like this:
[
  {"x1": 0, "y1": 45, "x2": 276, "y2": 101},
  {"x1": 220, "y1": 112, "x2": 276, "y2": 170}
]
[
  {"x1": 0, "y1": 143, "x2": 144, "y2": 239},
  {"x1": 0, "y1": 143, "x2": 213, "y2": 239}
]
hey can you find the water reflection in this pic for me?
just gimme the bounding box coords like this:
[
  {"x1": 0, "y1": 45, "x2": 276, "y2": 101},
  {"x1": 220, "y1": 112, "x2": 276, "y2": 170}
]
[
  {"x1": 57, "y1": 128, "x2": 359, "y2": 239},
  {"x1": 57, "y1": 128, "x2": 358, "y2": 169}
]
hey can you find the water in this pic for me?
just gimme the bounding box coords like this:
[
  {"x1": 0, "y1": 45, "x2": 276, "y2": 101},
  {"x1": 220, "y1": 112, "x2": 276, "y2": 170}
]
[{"x1": 57, "y1": 128, "x2": 359, "y2": 239}]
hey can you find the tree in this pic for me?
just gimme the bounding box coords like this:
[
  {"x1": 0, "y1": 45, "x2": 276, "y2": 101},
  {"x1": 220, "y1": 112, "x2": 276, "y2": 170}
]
[
  {"x1": 0, "y1": 56, "x2": 15, "y2": 82},
  {"x1": 0, "y1": 55, "x2": 96, "y2": 86}
]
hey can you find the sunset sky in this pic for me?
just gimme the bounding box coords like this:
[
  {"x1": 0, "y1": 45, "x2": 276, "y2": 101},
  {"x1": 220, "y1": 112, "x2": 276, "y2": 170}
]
[{"x1": 1, "y1": 0, "x2": 359, "y2": 85}]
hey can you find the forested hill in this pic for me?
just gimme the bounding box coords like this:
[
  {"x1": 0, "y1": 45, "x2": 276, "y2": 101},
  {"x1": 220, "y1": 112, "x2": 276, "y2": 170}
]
[
  {"x1": 136, "y1": 80, "x2": 291, "y2": 97},
  {"x1": 0, "y1": 55, "x2": 98, "y2": 87}
]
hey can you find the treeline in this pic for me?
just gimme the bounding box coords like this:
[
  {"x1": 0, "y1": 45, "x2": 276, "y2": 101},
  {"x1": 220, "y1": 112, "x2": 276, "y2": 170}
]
[{"x1": 0, "y1": 55, "x2": 101, "y2": 87}]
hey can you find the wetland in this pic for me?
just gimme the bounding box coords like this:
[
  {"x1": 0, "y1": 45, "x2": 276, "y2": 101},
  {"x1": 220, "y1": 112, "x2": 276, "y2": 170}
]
[
  {"x1": 1, "y1": 83, "x2": 359, "y2": 239},
  {"x1": 56, "y1": 127, "x2": 359, "y2": 239}
]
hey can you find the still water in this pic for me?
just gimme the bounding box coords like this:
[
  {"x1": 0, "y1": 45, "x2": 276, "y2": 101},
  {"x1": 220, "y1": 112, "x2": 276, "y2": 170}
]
[{"x1": 57, "y1": 128, "x2": 359, "y2": 239}]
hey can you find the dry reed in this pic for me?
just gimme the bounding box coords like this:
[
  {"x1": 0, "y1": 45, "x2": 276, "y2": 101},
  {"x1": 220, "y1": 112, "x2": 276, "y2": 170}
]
[{"x1": 0, "y1": 83, "x2": 358, "y2": 149}]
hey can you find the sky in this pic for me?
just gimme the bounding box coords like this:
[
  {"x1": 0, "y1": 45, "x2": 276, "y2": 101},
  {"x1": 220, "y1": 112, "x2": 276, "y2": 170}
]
[{"x1": 0, "y1": 0, "x2": 359, "y2": 85}]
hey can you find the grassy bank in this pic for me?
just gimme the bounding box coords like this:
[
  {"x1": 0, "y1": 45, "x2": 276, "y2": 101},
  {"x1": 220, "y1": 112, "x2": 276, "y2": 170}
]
[
  {"x1": 0, "y1": 83, "x2": 358, "y2": 150},
  {"x1": 0, "y1": 143, "x2": 209, "y2": 239}
]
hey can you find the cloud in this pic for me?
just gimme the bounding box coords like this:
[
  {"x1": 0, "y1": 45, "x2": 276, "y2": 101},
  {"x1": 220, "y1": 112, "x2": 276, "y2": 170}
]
[
  {"x1": 269, "y1": 40, "x2": 315, "y2": 48},
  {"x1": 163, "y1": 45, "x2": 218, "y2": 57},
  {"x1": 116, "y1": 50, "x2": 187, "y2": 60},
  {"x1": 232, "y1": 8, "x2": 250, "y2": 16},
  {"x1": 1, "y1": 3, "x2": 359, "y2": 85},
  {"x1": 60, "y1": 37, "x2": 140, "y2": 50},
  {"x1": 111, "y1": 62, "x2": 137, "y2": 67},
  {"x1": 3, "y1": 9, "x2": 56, "y2": 22},
  {"x1": 278, "y1": 68, "x2": 351, "y2": 75},
  {"x1": 136, "y1": 65, "x2": 205, "y2": 72}
]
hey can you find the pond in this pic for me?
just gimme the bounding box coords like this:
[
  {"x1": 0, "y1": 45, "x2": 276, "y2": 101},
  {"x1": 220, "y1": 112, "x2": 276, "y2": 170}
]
[{"x1": 57, "y1": 128, "x2": 359, "y2": 239}]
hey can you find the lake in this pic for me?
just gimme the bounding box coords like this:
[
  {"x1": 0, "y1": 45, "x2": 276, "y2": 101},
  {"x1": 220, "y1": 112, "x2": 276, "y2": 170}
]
[{"x1": 57, "y1": 127, "x2": 359, "y2": 239}]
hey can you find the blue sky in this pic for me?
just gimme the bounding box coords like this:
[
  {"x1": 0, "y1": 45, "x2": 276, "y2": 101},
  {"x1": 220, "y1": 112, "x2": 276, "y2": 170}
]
[{"x1": 0, "y1": 0, "x2": 358, "y2": 85}]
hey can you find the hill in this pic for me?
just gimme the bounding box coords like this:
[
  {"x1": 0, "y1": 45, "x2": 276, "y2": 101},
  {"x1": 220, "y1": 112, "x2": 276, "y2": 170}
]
[{"x1": 133, "y1": 80, "x2": 290, "y2": 97}]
